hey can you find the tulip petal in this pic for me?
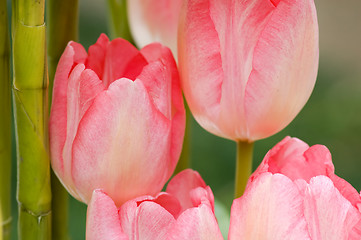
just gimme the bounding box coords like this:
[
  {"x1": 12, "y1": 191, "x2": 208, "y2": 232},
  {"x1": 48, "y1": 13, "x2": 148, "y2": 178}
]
[
  {"x1": 179, "y1": 0, "x2": 287, "y2": 140},
  {"x1": 166, "y1": 169, "x2": 210, "y2": 212},
  {"x1": 168, "y1": 204, "x2": 223, "y2": 240},
  {"x1": 61, "y1": 66, "x2": 104, "y2": 198},
  {"x1": 229, "y1": 173, "x2": 310, "y2": 240},
  {"x1": 120, "y1": 198, "x2": 176, "y2": 240},
  {"x1": 137, "y1": 46, "x2": 174, "y2": 120},
  {"x1": 141, "y1": 44, "x2": 184, "y2": 119},
  {"x1": 178, "y1": 0, "x2": 223, "y2": 137},
  {"x1": 189, "y1": 186, "x2": 215, "y2": 213},
  {"x1": 85, "y1": 34, "x2": 109, "y2": 80},
  {"x1": 251, "y1": 137, "x2": 334, "y2": 184},
  {"x1": 138, "y1": 43, "x2": 185, "y2": 169},
  {"x1": 127, "y1": 0, "x2": 182, "y2": 55},
  {"x1": 304, "y1": 176, "x2": 361, "y2": 240},
  {"x1": 71, "y1": 78, "x2": 173, "y2": 205},
  {"x1": 329, "y1": 174, "x2": 361, "y2": 210},
  {"x1": 244, "y1": 0, "x2": 319, "y2": 140},
  {"x1": 86, "y1": 190, "x2": 128, "y2": 240},
  {"x1": 50, "y1": 41, "x2": 87, "y2": 179},
  {"x1": 212, "y1": 0, "x2": 277, "y2": 140},
  {"x1": 127, "y1": 193, "x2": 181, "y2": 219},
  {"x1": 103, "y1": 38, "x2": 148, "y2": 87},
  {"x1": 86, "y1": 34, "x2": 148, "y2": 88}
]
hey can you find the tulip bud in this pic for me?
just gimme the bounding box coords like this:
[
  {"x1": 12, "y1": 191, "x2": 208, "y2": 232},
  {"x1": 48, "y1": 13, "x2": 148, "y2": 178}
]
[
  {"x1": 49, "y1": 34, "x2": 185, "y2": 206},
  {"x1": 229, "y1": 137, "x2": 361, "y2": 239},
  {"x1": 86, "y1": 169, "x2": 223, "y2": 240},
  {"x1": 178, "y1": 0, "x2": 319, "y2": 141}
]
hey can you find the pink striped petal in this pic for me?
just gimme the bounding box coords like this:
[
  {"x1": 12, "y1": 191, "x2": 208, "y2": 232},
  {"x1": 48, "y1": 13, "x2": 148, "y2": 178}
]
[
  {"x1": 168, "y1": 204, "x2": 223, "y2": 240},
  {"x1": 251, "y1": 137, "x2": 334, "y2": 184},
  {"x1": 71, "y1": 78, "x2": 173, "y2": 205},
  {"x1": 86, "y1": 190, "x2": 128, "y2": 240},
  {"x1": 127, "y1": 0, "x2": 182, "y2": 55},
  {"x1": 214, "y1": 0, "x2": 278, "y2": 140},
  {"x1": 138, "y1": 43, "x2": 185, "y2": 170},
  {"x1": 329, "y1": 174, "x2": 361, "y2": 210},
  {"x1": 229, "y1": 173, "x2": 310, "y2": 240},
  {"x1": 50, "y1": 42, "x2": 87, "y2": 180},
  {"x1": 245, "y1": 0, "x2": 319, "y2": 140},
  {"x1": 102, "y1": 38, "x2": 147, "y2": 87},
  {"x1": 166, "y1": 169, "x2": 211, "y2": 212},
  {"x1": 85, "y1": 34, "x2": 109, "y2": 80},
  {"x1": 178, "y1": 0, "x2": 224, "y2": 137},
  {"x1": 303, "y1": 176, "x2": 361, "y2": 240},
  {"x1": 120, "y1": 195, "x2": 176, "y2": 240},
  {"x1": 61, "y1": 66, "x2": 104, "y2": 199},
  {"x1": 85, "y1": 34, "x2": 148, "y2": 88}
]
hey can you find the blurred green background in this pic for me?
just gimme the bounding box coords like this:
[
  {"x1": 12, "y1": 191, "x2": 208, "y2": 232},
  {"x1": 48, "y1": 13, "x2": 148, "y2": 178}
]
[{"x1": 7, "y1": 0, "x2": 361, "y2": 239}]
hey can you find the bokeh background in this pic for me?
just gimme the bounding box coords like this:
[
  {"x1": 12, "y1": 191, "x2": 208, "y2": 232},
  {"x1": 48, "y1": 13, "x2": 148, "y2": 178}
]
[{"x1": 8, "y1": 0, "x2": 361, "y2": 239}]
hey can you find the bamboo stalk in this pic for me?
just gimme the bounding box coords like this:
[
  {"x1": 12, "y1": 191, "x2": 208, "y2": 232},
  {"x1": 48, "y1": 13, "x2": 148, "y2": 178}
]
[
  {"x1": 107, "y1": 0, "x2": 134, "y2": 41},
  {"x1": 47, "y1": 1, "x2": 79, "y2": 239},
  {"x1": 0, "y1": 0, "x2": 12, "y2": 239},
  {"x1": 12, "y1": 0, "x2": 52, "y2": 239}
]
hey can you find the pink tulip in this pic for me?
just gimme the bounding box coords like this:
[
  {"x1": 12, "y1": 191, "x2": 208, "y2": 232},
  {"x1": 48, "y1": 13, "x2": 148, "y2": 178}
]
[
  {"x1": 49, "y1": 34, "x2": 185, "y2": 206},
  {"x1": 229, "y1": 137, "x2": 361, "y2": 239},
  {"x1": 178, "y1": 0, "x2": 319, "y2": 141},
  {"x1": 86, "y1": 169, "x2": 223, "y2": 240},
  {"x1": 127, "y1": 0, "x2": 183, "y2": 56}
]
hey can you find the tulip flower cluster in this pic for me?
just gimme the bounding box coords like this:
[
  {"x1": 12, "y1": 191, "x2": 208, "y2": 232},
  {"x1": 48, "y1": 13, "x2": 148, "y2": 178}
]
[
  {"x1": 85, "y1": 137, "x2": 361, "y2": 239},
  {"x1": 44, "y1": 0, "x2": 361, "y2": 239}
]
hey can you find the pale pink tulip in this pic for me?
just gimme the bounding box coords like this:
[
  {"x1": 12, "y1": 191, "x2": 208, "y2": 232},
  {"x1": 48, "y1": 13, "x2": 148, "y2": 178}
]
[
  {"x1": 229, "y1": 137, "x2": 361, "y2": 240},
  {"x1": 127, "y1": 0, "x2": 182, "y2": 56},
  {"x1": 49, "y1": 34, "x2": 185, "y2": 206},
  {"x1": 178, "y1": 0, "x2": 319, "y2": 141},
  {"x1": 86, "y1": 169, "x2": 223, "y2": 240}
]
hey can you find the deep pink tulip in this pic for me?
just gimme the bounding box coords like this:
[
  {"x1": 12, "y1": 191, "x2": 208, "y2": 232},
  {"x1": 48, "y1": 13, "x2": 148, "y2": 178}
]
[
  {"x1": 178, "y1": 0, "x2": 319, "y2": 141},
  {"x1": 49, "y1": 34, "x2": 185, "y2": 206},
  {"x1": 127, "y1": 0, "x2": 183, "y2": 56},
  {"x1": 229, "y1": 137, "x2": 361, "y2": 239},
  {"x1": 86, "y1": 169, "x2": 223, "y2": 240}
]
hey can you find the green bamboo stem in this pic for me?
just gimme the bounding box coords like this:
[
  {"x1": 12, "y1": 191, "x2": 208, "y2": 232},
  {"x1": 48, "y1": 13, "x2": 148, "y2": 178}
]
[
  {"x1": 0, "y1": 0, "x2": 12, "y2": 239},
  {"x1": 234, "y1": 141, "x2": 254, "y2": 198},
  {"x1": 47, "y1": 1, "x2": 79, "y2": 239},
  {"x1": 12, "y1": 0, "x2": 52, "y2": 239},
  {"x1": 107, "y1": 0, "x2": 134, "y2": 42}
]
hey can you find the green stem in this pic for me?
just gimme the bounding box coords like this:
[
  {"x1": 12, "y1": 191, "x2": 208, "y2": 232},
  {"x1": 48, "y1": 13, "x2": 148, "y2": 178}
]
[
  {"x1": 12, "y1": 0, "x2": 52, "y2": 239},
  {"x1": 47, "y1": 0, "x2": 79, "y2": 103},
  {"x1": 234, "y1": 141, "x2": 254, "y2": 198},
  {"x1": 0, "y1": 0, "x2": 12, "y2": 239},
  {"x1": 106, "y1": 0, "x2": 134, "y2": 42},
  {"x1": 46, "y1": 2, "x2": 79, "y2": 238},
  {"x1": 0, "y1": 207, "x2": 2, "y2": 240},
  {"x1": 50, "y1": 173, "x2": 69, "y2": 240},
  {"x1": 174, "y1": 104, "x2": 191, "y2": 174}
]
